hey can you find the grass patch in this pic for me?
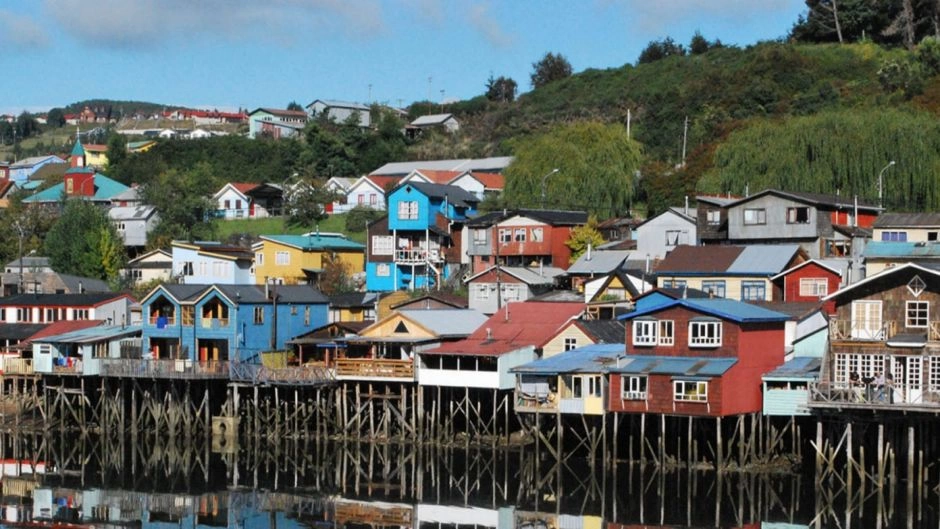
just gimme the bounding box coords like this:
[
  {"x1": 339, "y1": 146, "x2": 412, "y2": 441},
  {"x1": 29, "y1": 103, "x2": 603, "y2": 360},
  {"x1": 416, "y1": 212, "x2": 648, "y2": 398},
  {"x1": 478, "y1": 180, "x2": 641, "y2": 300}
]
[{"x1": 213, "y1": 214, "x2": 366, "y2": 243}]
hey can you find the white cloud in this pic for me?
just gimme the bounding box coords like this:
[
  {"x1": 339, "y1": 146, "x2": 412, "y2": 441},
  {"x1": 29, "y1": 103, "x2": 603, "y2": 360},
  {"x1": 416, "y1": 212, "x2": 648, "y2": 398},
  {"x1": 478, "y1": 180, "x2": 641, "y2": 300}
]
[
  {"x1": 0, "y1": 9, "x2": 49, "y2": 49},
  {"x1": 41, "y1": 0, "x2": 386, "y2": 48},
  {"x1": 607, "y1": 0, "x2": 799, "y2": 36},
  {"x1": 467, "y1": 2, "x2": 513, "y2": 48}
]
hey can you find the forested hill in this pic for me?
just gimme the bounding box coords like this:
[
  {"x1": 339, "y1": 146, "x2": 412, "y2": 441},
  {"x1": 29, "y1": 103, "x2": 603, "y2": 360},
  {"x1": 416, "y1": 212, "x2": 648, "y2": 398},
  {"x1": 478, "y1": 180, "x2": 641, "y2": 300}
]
[{"x1": 451, "y1": 41, "x2": 940, "y2": 214}]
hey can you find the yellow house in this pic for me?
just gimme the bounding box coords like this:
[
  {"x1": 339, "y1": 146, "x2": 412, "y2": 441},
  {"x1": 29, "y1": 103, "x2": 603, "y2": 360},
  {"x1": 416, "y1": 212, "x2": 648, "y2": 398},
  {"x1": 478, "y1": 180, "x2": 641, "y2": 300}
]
[
  {"x1": 253, "y1": 234, "x2": 365, "y2": 286},
  {"x1": 83, "y1": 144, "x2": 109, "y2": 168},
  {"x1": 542, "y1": 319, "x2": 625, "y2": 357}
]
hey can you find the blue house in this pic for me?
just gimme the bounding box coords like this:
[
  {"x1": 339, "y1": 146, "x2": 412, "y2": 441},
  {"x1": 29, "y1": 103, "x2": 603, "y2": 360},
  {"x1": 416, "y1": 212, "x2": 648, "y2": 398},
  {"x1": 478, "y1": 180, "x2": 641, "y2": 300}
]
[
  {"x1": 9, "y1": 155, "x2": 66, "y2": 184},
  {"x1": 140, "y1": 283, "x2": 329, "y2": 363},
  {"x1": 366, "y1": 182, "x2": 479, "y2": 291}
]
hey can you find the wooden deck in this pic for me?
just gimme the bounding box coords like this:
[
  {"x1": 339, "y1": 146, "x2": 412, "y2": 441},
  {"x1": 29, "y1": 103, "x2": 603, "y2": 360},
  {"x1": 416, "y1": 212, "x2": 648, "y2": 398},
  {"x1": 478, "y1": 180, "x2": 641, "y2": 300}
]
[
  {"x1": 100, "y1": 358, "x2": 230, "y2": 379},
  {"x1": 808, "y1": 381, "x2": 940, "y2": 414},
  {"x1": 229, "y1": 362, "x2": 334, "y2": 386},
  {"x1": 2, "y1": 358, "x2": 34, "y2": 376},
  {"x1": 334, "y1": 358, "x2": 415, "y2": 381}
]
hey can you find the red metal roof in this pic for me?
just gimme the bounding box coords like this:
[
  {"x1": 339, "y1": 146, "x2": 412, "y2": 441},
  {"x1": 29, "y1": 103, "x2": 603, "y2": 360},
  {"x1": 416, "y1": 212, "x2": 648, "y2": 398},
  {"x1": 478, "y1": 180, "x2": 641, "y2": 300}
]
[
  {"x1": 24, "y1": 320, "x2": 104, "y2": 343},
  {"x1": 417, "y1": 170, "x2": 462, "y2": 184},
  {"x1": 426, "y1": 301, "x2": 585, "y2": 356},
  {"x1": 469, "y1": 171, "x2": 505, "y2": 189},
  {"x1": 366, "y1": 175, "x2": 402, "y2": 191},
  {"x1": 230, "y1": 182, "x2": 259, "y2": 194}
]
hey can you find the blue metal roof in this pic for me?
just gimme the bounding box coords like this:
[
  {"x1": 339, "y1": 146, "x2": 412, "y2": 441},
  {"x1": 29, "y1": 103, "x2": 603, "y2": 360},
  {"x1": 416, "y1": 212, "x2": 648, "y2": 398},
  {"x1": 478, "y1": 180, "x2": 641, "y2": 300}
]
[
  {"x1": 36, "y1": 324, "x2": 141, "y2": 344},
  {"x1": 610, "y1": 356, "x2": 736, "y2": 376},
  {"x1": 863, "y1": 241, "x2": 940, "y2": 258},
  {"x1": 511, "y1": 344, "x2": 625, "y2": 375},
  {"x1": 619, "y1": 298, "x2": 790, "y2": 323},
  {"x1": 726, "y1": 244, "x2": 802, "y2": 274},
  {"x1": 763, "y1": 356, "x2": 821, "y2": 380}
]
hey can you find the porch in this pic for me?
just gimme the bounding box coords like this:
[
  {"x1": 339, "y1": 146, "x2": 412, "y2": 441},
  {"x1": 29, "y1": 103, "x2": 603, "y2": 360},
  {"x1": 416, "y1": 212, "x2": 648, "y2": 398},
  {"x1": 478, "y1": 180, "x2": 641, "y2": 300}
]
[
  {"x1": 829, "y1": 319, "x2": 940, "y2": 342},
  {"x1": 334, "y1": 358, "x2": 415, "y2": 381},
  {"x1": 100, "y1": 358, "x2": 230, "y2": 379},
  {"x1": 808, "y1": 381, "x2": 940, "y2": 413},
  {"x1": 229, "y1": 361, "x2": 334, "y2": 386}
]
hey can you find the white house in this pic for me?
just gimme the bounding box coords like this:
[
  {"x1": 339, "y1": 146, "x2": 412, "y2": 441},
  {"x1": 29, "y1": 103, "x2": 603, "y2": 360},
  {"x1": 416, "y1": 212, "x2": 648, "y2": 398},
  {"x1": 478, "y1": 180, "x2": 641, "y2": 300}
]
[
  {"x1": 31, "y1": 323, "x2": 141, "y2": 376},
  {"x1": 0, "y1": 293, "x2": 134, "y2": 325},
  {"x1": 345, "y1": 175, "x2": 400, "y2": 211},
  {"x1": 212, "y1": 182, "x2": 284, "y2": 220},
  {"x1": 409, "y1": 113, "x2": 460, "y2": 135},
  {"x1": 123, "y1": 249, "x2": 172, "y2": 285},
  {"x1": 171, "y1": 241, "x2": 254, "y2": 284},
  {"x1": 324, "y1": 176, "x2": 357, "y2": 214},
  {"x1": 248, "y1": 107, "x2": 308, "y2": 139},
  {"x1": 109, "y1": 205, "x2": 159, "y2": 247},
  {"x1": 306, "y1": 100, "x2": 371, "y2": 128},
  {"x1": 635, "y1": 206, "x2": 698, "y2": 261}
]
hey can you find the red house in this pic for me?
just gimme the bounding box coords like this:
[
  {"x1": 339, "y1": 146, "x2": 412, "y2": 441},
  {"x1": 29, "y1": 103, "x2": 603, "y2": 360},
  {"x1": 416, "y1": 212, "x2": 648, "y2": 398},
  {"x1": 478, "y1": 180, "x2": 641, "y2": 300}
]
[
  {"x1": 464, "y1": 209, "x2": 588, "y2": 274},
  {"x1": 771, "y1": 258, "x2": 848, "y2": 307},
  {"x1": 610, "y1": 298, "x2": 789, "y2": 416}
]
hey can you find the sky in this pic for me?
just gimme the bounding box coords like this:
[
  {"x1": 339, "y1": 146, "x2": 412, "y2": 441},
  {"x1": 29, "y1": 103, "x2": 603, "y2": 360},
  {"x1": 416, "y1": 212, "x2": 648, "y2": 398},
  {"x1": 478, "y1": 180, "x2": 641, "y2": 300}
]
[{"x1": 0, "y1": 0, "x2": 808, "y2": 115}]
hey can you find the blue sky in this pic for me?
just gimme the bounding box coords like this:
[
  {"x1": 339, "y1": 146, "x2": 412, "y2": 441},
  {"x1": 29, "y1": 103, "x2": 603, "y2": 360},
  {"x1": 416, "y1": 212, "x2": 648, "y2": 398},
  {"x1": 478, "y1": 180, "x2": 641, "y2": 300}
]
[{"x1": 0, "y1": 0, "x2": 807, "y2": 115}]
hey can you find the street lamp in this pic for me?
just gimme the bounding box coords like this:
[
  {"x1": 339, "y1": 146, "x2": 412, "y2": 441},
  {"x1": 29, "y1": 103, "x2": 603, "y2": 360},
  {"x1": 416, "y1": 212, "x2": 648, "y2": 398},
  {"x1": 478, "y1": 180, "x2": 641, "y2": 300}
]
[
  {"x1": 878, "y1": 160, "x2": 895, "y2": 209},
  {"x1": 539, "y1": 168, "x2": 560, "y2": 208}
]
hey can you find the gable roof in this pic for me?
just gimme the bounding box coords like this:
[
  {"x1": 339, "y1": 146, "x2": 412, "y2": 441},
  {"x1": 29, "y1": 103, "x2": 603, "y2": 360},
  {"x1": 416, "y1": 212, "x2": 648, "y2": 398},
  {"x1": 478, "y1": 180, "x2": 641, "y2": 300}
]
[
  {"x1": 307, "y1": 99, "x2": 370, "y2": 111},
  {"x1": 109, "y1": 205, "x2": 157, "y2": 221},
  {"x1": 411, "y1": 169, "x2": 463, "y2": 184},
  {"x1": 619, "y1": 298, "x2": 790, "y2": 324},
  {"x1": 572, "y1": 319, "x2": 626, "y2": 344},
  {"x1": 636, "y1": 207, "x2": 697, "y2": 229},
  {"x1": 34, "y1": 324, "x2": 140, "y2": 344},
  {"x1": 770, "y1": 258, "x2": 846, "y2": 281},
  {"x1": 725, "y1": 244, "x2": 804, "y2": 275},
  {"x1": 763, "y1": 356, "x2": 822, "y2": 381},
  {"x1": 328, "y1": 292, "x2": 376, "y2": 308},
  {"x1": 411, "y1": 113, "x2": 456, "y2": 126},
  {"x1": 695, "y1": 195, "x2": 740, "y2": 207},
  {"x1": 22, "y1": 173, "x2": 131, "y2": 203},
  {"x1": 396, "y1": 309, "x2": 487, "y2": 338},
  {"x1": 0, "y1": 293, "x2": 127, "y2": 308},
  {"x1": 370, "y1": 157, "x2": 513, "y2": 177},
  {"x1": 391, "y1": 181, "x2": 479, "y2": 207},
  {"x1": 465, "y1": 265, "x2": 564, "y2": 286},
  {"x1": 425, "y1": 301, "x2": 586, "y2": 356},
  {"x1": 656, "y1": 244, "x2": 803, "y2": 276},
  {"x1": 610, "y1": 356, "x2": 737, "y2": 376},
  {"x1": 726, "y1": 189, "x2": 880, "y2": 211},
  {"x1": 171, "y1": 241, "x2": 253, "y2": 261},
  {"x1": 873, "y1": 212, "x2": 940, "y2": 228},
  {"x1": 822, "y1": 262, "x2": 940, "y2": 302},
  {"x1": 390, "y1": 293, "x2": 468, "y2": 310},
  {"x1": 210, "y1": 284, "x2": 329, "y2": 305},
  {"x1": 467, "y1": 171, "x2": 505, "y2": 190},
  {"x1": 250, "y1": 107, "x2": 308, "y2": 119},
  {"x1": 23, "y1": 319, "x2": 105, "y2": 343},
  {"x1": 566, "y1": 250, "x2": 630, "y2": 275},
  {"x1": 465, "y1": 209, "x2": 588, "y2": 228},
  {"x1": 10, "y1": 155, "x2": 65, "y2": 169},
  {"x1": 127, "y1": 248, "x2": 172, "y2": 266}
]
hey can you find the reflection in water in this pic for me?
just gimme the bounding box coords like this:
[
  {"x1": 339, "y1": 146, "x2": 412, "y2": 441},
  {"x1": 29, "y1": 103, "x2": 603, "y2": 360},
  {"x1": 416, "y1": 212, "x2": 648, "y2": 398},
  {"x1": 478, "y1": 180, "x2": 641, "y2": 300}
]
[{"x1": 0, "y1": 433, "x2": 935, "y2": 529}]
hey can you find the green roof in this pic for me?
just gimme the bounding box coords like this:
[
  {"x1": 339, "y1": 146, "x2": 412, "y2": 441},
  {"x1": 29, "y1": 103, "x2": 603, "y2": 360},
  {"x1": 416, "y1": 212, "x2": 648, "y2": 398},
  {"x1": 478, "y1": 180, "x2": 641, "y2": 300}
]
[
  {"x1": 261, "y1": 234, "x2": 365, "y2": 251},
  {"x1": 70, "y1": 139, "x2": 84, "y2": 157},
  {"x1": 23, "y1": 172, "x2": 131, "y2": 203}
]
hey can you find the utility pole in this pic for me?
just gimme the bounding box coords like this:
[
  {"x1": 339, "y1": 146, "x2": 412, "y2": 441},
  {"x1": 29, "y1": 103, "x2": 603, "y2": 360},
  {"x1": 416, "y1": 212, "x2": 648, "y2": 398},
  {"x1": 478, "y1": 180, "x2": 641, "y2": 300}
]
[
  {"x1": 681, "y1": 116, "x2": 689, "y2": 167},
  {"x1": 427, "y1": 77, "x2": 432, "y2": 103}
]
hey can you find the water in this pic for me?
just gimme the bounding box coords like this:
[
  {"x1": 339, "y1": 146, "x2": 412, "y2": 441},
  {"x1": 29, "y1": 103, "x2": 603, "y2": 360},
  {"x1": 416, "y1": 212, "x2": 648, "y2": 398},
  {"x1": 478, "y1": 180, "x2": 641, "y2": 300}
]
[{"x1": 0, "y1": 435, "x2": 936, "y2": 529}]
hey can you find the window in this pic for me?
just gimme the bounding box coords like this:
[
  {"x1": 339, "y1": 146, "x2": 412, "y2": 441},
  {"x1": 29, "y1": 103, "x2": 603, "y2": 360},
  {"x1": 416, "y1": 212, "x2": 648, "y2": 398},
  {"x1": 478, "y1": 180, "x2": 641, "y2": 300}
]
[
  {"x1": 689, "y1": 320, "x2": 722, "y2": 347},
  {"x1": 741, "y1": 281, "x2": 766, "y2": 301},
  {"x1": 472, "y1": 229, "x2": 488, "y2": 244},
  {"x1": 474, "y1": 284, "x2": 490, "y2": 300},
  {"x1": 799, "y1": 278, "x2": 828, "y2": 297},
  {"x1": 372, "y1": 235, "x2": 394, "y2": 255},
  {"x1": 275, "y1": 251, "x2": 290, "y2": 265},
  {"x1": 665, "y1": 230, "x2": 686, "y2": 247},
  {"x1": 376, "y1": 263, "x2": 390, "y2": 277},
  {"x1": 706, "y1": 209, "x2": 721, "y2": 226},
  {"x1": 571, "y1": 376, "x2": 583, "y2": 398},
  {"x1": 674, "y1": 380, "x2": 708, "y2": 402},
  {"x1": 397, "y1": 201, "x2": 418, "y2": 220},
  {"x1": 906, "y1": 300, "x2": 929, "y2": 328},
  {"x1": 786, "y1": 207, "x2": 810, "y2": 224},
  {"x1": 662, "y1": 279, "x2": 687, "y2": 289},
  {"x1": 253, "y1": 307, "x2": 264, "y2": 325},
  {"x1": 881, "y1": 231, "x2": 908, "y2": 242},
  {"x1": 621, "y1": 375, "x2": 648, "y2": 400},
  {"x1": 74, "y1": 309, "x2": 89, "y2": 320},
  {"x1": 701, "y1": 280, "x2": 726, "y2": 298},
  {"x1": 501, "y1": 284, "x2": 521, "y2": 302},
  {"x1": 514, "y1": 228, "x2": 526, "y2": 242},
  {"x1": 370, "y1": 193, "x2": 377, "y2": 205},
  {"x1": 531, "y1": 228, "x2": 544, "y2": 242},
  {"x1": 930, "y1": 232, "x2": 939, "y2": 242},
  {"x1": 212, "y1": 261, "x2": 224, "y2": 277},
  {"x1": 304, "y1": 306, "x2": 310, "y2": 326},
  {"x1": 181, "y1": 261, "x2": 194, "y2": 276},
  {"x1": 632, "y1": 319, "x2": 674, "y2": 346},
  {"x1": 181, "y1": 306, "x2": 194, "y2": 326},
  {"x1": 198, "y1": 261, "x2": 207, "y2": 276},
  {"x1": 16, "y1": 308, "x2": 28, "y2": 322},
  {"x1": 564, "y1": 337, "x2": 577, "y2": 351},
  {"x1": 224, "y1": 199, "x2": 231, "y2": 209},
  {"x1": 255, "y1": 252, "x2": 264, "y2": 266},
  {"x1": 587, "y1": 376, "x2": 602, "y2": 397},
  {"x1": 498, "y1": 229, "x2": 512, "y2": 243},
  {"x1": 235, "y1": 199, "x2": 242, "y2": 210},
  {"x1": 743, "y1": 208, "x2": 766, "y2": 225},
  {"x1": 358, "y1": 195, "x2": 365, "y2": 205}
]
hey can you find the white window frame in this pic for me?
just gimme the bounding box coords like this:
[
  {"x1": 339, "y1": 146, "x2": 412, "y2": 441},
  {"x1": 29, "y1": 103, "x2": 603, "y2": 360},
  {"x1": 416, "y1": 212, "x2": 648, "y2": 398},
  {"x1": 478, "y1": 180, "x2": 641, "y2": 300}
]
[
  {"x1": 498, "y1": 228, "x2": 512, "y2": 243},
  {"x1": 514, "y1": 228, "x2": 526, "y2": 242},
  {"x1": 587, "y1": 375, "x2": 602, "y2": 397},
  {"x1": 632, "y1": 320, "x2": 658, "y2": 346},
  {"x1": 275, "y1": 251, "x2": 290, "y2": 265},
  {"x1": 906, "y1": 300, "x2": 929, "y2": 329},
  {"x1": 621, "y1": 375, "x2": 648, "y2": 400},
  {"x1": 255, "y1": 252, "x2": 264, "y2": 266},
  {"x1": 530, "y1": 227, "x2": 544, "y2": 242},
  {"x1": 743, "y1": 208, "x2": 766, "y2": 225},
  {"x1": 371, "y1": 235, "x2": 394, "y2": 256},
  {"x1": 799, "y1": 277, "x2": 828, "y2": 297},
  {"x1": 475, "y1": 284, "x2": 490, "y2": 300},
  {"x1": 397, "y1": 200, "x2": 418, "y2": 220},
  {"x1": 689, "y1": 320, "x2": 722, "y2": 347},
  {"x1": 472, "y1": 229, "x2": 488, "y2": 244},
  {"x1": 706, "y1": 209, "x2": 721, "y2": 226},
  {"x1": 376, "y1": 263, "x2": 390, "y2": 277},
  {"x1": 674, "y1": 380, "x2": 708, "y2": 402},
  {"x1": 701, "y1": 280, "x2": 726, "y2": 298}
]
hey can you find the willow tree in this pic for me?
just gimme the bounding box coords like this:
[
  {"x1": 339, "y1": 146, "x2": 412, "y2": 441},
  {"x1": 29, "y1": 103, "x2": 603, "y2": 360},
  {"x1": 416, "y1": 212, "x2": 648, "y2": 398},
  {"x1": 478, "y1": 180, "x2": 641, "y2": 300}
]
[
  {"x1": 701, "y1": 108, "x2": 940, "y2": 211},
  {"x1": 502, "y1": 121, "x2": 642, "y2": 218}
]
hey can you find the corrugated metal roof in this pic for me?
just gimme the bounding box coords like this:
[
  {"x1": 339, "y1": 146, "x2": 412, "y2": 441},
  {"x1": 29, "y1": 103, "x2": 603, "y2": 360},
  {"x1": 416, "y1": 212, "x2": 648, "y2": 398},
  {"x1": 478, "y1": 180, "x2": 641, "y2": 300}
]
[
  {"x1": 394, "y1": 181, "x2": 479, "y2": 206},
  {"x1": 863, "y1": 241, "x2": 940, "y2": 258},
  {"x1": 411, "y1": 113, "x2": 455, "y2": 126},
  {"x1": 726, "y1": 244, "x2": 802, "y2": 275},
  {"x1": 261, "y1": 234, "x2": 365, "y2": 251},
  {"x1": 398, "y1": 309, "x2": 487, "y2": 337},
  {"x1": 611, "y1": 356, "x2": 736, "y2": 376},
  {"x1": 511, "y1": 344, "x2": 625, "y2": 374},
  {"x1": 36, "y1": 324, "x2": 141, "y2": 344},
  {"x1": 873, "y1": 212, "x2": 940, "y2": 228},
  {"x1": 655, "y1": 245, "x2": 743, "y2": 274},
  {"x1": 23, "y1": 173, "x2": 131, "y2": 203},
  {"x1": 108, "y1": 205, "x2": 157, "y2": 221},
  {"x1": 620, "y1": 298, "x2": 791, "y2": 323},
  {"x1": 763, "y1": 356, "x2": 821, "y2": 380},
  {"x1": 566, "y1": 250, "x2": 630, "y2": 275},
  {"x1": 371, "y1": 157, "x2": 514, "y2": 176}
]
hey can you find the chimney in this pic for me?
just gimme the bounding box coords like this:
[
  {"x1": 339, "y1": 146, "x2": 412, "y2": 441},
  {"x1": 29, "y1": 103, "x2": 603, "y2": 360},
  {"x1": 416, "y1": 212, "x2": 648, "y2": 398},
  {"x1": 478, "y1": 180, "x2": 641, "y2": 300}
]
[
  {"x1": 684, "y1": 195, "x2": 689, "y2": 216},
  {"x1": 586, "y1": 243, "x2": 592, "y2": 261},
  {"x1": 264, "y1": 277, "x2": 269, "y2": 299},
  {"x1": 78, "y1": 281, "x2": 83, "y2": 294},
  {"x1": 853, "y1": 195, "x2": 858, "y2": 227}
]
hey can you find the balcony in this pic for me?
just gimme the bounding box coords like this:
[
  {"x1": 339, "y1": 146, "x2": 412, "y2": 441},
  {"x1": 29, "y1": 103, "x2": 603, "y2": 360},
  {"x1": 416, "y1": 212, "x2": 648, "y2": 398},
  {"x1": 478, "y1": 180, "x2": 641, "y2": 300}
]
[
  {"x1": 229, "y1": 361, "x2": 334, "y2": 386},
  {"x1": 148, "y1": 315, "x2": 177, "y2": 328},
  {"x1": 100, "y1": 358, "x2": 229, "y2": 379},
  {"x1": 809, "y1": 381, "x2": 940, "y2": 411},
  {"x1": 1, "y1": 357, "x2": 32, "y2": 375},
  {"x1": 395, "y1": 248, "x2": 442, "y2": 264},
  {"x1": 200, "y1": 317, "x2": 230, "y2": 330},
  {"x1": 830, "y1": 320, "x2": 940, "y2": 343},
  {"x1": 334, "y1": 358, "x2": 415, "y2": 381}
]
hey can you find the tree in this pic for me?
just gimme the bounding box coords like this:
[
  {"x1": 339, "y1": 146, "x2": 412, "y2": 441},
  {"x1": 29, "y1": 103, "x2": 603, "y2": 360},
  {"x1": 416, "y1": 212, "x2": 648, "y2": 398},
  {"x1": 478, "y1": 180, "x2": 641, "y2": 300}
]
[
  {"x1": 287, "y1": 101, "x2": 304, "y2": 111},
  {"x1": 44, "y1": 200, "x2": 126, "y2": 283},
  {"x1": 565, "y1": 217, "x2": 605, "y2": 261},
  {"x1": 141, "y1": 163, "x2": 218, "y2": 247},
  {"x1": 502, "y1": 122, "x2": 642, "y2": 218},
  {"x1": 345, "y1": 205, "x2": 384, "y2": 232},
  {"x1": 530, "y1": 52, "x2": 573, "y2": 89},
  {"x1": 318, "y1": 253, "x2": 358, "y2": 295},
  {"x1": 284, "y1": 178, "x2": 339, "y2": 228},
  {"x1": 106, "y1": 132, "x2": 127, "y2": 169},
  {"x1": 15, "y1": 112, "x2": 40, "y2": 140},
  {"x1": 638, "y1": 37, "x2": 687, "y2": 64},
  {"x1": 485, "y1": 75, "x2": 518, "y2": 102},
  {"x1": 46, "y1": 108, "x2": 66, "y2": 128}
]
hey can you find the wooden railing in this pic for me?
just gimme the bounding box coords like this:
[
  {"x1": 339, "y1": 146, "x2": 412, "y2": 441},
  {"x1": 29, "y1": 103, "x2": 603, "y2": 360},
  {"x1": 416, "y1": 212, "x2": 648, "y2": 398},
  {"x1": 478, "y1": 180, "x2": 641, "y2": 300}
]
[
  {"x1": 829, "y1": 319, "x2": 897, "y2": 341},
  {"x1": 100, "y1": 358, "x2": 229, "y2": 379},
  {"x1": 334, "y1": 358, "x2": 414, "y2": 380},
  {"x1": 809, "y1": 381, "x2": 940, "y2": 408},
  {"x1": 3, "y1": 358, "x2": 33, "y2": 375},
  {"x1": 229, "y1": 361, "x2": 334, "y2": 386}
]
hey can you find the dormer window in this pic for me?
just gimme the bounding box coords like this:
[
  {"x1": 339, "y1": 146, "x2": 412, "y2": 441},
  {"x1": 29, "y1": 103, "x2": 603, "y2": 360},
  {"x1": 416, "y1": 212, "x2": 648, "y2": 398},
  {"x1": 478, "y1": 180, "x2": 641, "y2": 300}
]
[{"x1": 689, "y1": 319, "x2": 722, "y2": 347}]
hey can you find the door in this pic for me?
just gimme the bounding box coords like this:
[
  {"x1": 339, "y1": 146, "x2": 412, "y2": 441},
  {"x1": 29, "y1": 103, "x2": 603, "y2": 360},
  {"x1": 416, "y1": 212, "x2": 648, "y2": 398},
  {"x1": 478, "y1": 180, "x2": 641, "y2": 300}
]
[
  {"x1": 851, "y1": 300, "x2": 883, "y2": 339},
  {"x1": 891, "y1": 356, "x2": 923, "y2": 403}
]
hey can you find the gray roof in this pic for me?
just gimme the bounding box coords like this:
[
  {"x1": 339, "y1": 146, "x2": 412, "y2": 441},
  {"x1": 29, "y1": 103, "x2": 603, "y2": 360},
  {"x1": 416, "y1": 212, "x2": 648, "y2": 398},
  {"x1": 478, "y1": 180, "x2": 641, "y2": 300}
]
[
  {"x1": 411, "y1": 113, "x2": 456, "y2": 126},
  {"x1": 110, "y1": 187, "x2": 140, "y2": 202},
  {"x1": 307, "y1": 99, "x2": 370, "y2": 111},
  {"x1": 468, "y1": 266, "x2": 564, "y2": 285},
  {"x1": 214, "y1": 284, "x2": 329, "y2": 304},
  {"x1": 36, "y1": 324, "x2": 142, "y2": 344},
  {"x1": 575, "y1": 319, "x2": 626, "y2": 344},
  {"x1": 763, "y1": 356, "x2": 821, "y2": 380},
  {"x1": 370, "y1": 157, "x2": 513, "y2": 176},
  {"x1": 398, "y1": 309, "x2": 487, "y2": 338},
  {"x1": 873, "y1": 212, "x2": 940, "y2": 228},
  {"x1": 696, "y1": 195, "x2": 738, "y2": 206},
  {"x1": 58, "y1": 274, "x2": 111, "y2": 293},
  {"x1": 396, "y1": 181, "x2": 479, "y2": 206},
  {"x1": 109, "y1": 205, "x2": 157, "y2": 221},
  {"x1": 5, "y1": 256, "x2": 51, "y2": 269},
  {"x1": 726, "y1": 244, "x2": 802, "y2": 275},
  {"x1": 10, "y1": 155, "x2": 65, "y2": 169},
  {"x1": 566, "y1": 250, "x2": 630, "y2": 275}
]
